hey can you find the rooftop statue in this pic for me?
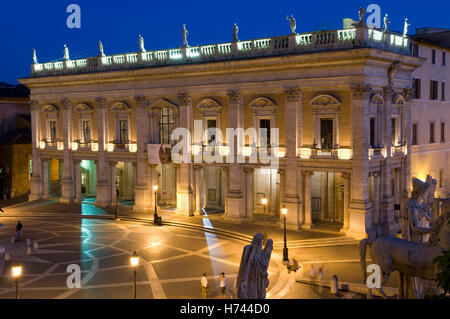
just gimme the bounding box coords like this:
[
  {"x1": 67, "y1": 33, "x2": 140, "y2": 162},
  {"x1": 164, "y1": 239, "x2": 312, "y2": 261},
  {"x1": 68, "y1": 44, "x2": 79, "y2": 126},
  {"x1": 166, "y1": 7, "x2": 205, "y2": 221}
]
[
  {"x1": 383, "y1": 14, "x2": 390, "y2": 32},
  {"x1": 182, "y1": 24, "x2": 189, "y2": 48},
  {"x1": 63, "y1": 44, "x2": 70, "y2": 61},
  {"x1": 233, "y1": 23, "x2": 239, "y2": 42},
  {"x1": 236, "y1": 233, "x2": 273, "y2": 299},
  {"x1": 32, "y1": 48, "x2": 38, "y2": 64},
  {"x1": 358, "y1": 6, "x2": 365, "y2": 23},
  {"x1": 286, "y1": 14, "x2": 296, "y2": 34},
  {"x1": 98, "y1": 41, "x2": 105, "y2": 57},
  {"x1": 138, "y1": 35, "x2": 146, "y2": 53},
  {"x1": 403, "y1": 18, "x2": 410, "y2": 37},
  {"x1": 360, "y1": 175, "x2": 447, "y2": 299}
]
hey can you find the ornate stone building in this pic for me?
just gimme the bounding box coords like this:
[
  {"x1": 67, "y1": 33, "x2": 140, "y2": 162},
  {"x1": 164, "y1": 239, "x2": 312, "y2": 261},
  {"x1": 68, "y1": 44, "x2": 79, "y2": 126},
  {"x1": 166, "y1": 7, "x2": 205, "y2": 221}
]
[{"x1": 19, "y1": 21, "x2": 423, "y2": 239}]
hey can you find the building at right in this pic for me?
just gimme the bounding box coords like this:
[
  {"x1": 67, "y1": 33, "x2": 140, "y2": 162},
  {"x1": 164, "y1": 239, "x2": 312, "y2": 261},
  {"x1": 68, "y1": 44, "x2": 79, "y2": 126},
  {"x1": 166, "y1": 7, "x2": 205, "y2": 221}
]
[{"x1": 410, "y1": 28, "x2": 450, "y2": 199}]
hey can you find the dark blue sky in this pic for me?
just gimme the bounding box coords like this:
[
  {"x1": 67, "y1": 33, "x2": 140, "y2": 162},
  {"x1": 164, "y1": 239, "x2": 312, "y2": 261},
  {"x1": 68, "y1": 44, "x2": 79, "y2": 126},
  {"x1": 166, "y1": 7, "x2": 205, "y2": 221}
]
[{"x1": 1, "y1": 0, "x2": 449, "y2": 84}]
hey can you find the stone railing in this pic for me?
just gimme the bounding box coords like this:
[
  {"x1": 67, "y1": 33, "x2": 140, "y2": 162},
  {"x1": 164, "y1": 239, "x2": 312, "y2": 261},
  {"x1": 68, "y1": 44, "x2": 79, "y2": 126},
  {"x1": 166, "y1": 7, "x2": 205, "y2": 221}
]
[
  {"x1": 30, "y1": 26, "x2": 410, "y2": 77},
  {"x1": 297, "y1": 147, "x2": 353, "y2": 160}
]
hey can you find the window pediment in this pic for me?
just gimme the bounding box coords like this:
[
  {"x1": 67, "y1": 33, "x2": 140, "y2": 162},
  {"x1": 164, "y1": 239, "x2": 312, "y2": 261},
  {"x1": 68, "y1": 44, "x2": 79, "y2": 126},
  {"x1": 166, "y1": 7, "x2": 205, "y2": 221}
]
[
  {"x1": 42, "y1": 104, "x2": 59, "y2": 113},
  {"x1": 148, "y1": 98, "x2": 179, "y2": 111},
  {"x1": 197, "y1": 98, "x2": 221, "y2": 113},
  {"x1": 393, "y1": 94, "x2": 406, "y2": 106},
  {"x1": 74, "y1": 103, "x2": 93, "y2": 113},
  {"x1": 248, "y1": 97, "x2": 276, "y2": 111},
  {"x1": 369, "y1": 93, "x2": 384, "y2": 105},
  {"x1": 111, "y1": 101, "x2": 130, "y2": 112},
  {"x1": 309, "y1": 94, "x2": 341, "y2": 107}
]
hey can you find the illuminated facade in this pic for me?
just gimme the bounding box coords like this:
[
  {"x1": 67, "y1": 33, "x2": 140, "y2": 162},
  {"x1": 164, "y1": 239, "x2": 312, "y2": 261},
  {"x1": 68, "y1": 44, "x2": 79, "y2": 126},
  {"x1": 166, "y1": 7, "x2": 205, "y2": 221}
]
[{"x1": 20, "y1": 21, "x2": 424, "y2": 239}]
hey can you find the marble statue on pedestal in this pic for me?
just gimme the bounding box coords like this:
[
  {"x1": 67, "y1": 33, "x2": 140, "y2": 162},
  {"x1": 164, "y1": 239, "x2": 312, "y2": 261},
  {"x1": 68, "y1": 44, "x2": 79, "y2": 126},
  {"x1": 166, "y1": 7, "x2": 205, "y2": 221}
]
[
  {"x1": 403, "y1": 18, "x2": 410, "y2": 37},
  {"x1": 286, "y1": 15, "x2": 296, "y2": 34},
  {"x1": 233, "y1": 23, "x2": 239, "y2": 42},
  {"x1": 383, "y1": 14, "x2": 390, "y2": 32},
  {"x1": 236, "y1": 233, "x2": 273, "y2": 299},
  {"x1": 360, "y1": 175, "x2": 448, "y2": 299},
  {"x1": 32, "y1": 49, "x2": 38, "y2": 64},
  {"x1": 63, "y1": 44, "x2": 70, "y2": 61},
  {"x1": 358, "y1": 6, "x2": 365, "y2": 23},
  {"x1": 182, "y1": 24, "x2": 189, "y2": 47},
  {"x1": 138, "y1": 35, "x2": 146, "y2": 52},
  {"x1": 98, "y1": 41, "x2": 105, "y2": 57}
]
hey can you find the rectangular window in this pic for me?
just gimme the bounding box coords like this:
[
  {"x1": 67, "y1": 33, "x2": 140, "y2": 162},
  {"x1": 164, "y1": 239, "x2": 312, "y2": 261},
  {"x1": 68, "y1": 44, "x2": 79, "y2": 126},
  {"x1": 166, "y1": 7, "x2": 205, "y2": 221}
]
[
  {"x1": 119, "y1": 120, "x2": 128, "y2": 144},
  {"x1": 207, "y1": 119, "x2": 217, "y2": 144},
  {"x1": 430, "y1": 122, "x2": 435, "y2": 143},
  {"x1": 413, "y1": 78, "x2": 421, "y2": 99},
  {"x1": 370, "y1": 117, "x2": 375, "y2": 148},
  {"x1": 442, "y1": 82, "x2": 446, "y2": 101},
  {"x1": 320, "y1": 118, "x2": 333, "y2": 149},
  {"x1": 159, "y1": 107, "x2": 174, "y2": 145},
  {"x1": 441, "y1": 122, "x2": 445, "y2": 142},
  {"x1": 82, "y1": 120, "x2": 91, "y2": 142},
  {"x1": 412, "y1": 123, "x2": 418, "y2": 145},
  {"x1": 412, "y1": 44, "x2": 419, "y2": 57},
  {"x1": 440, "y1": 169, "x2": 445, "y2": 188},
  {"x1": 259, "y1": 119, "x2": 271, "y2": 147},
  {"x1": 391, "y1": 118, "x2": 396, "y2": 145},
  {"x1": 430, "y1": 80, "x2": 439, "y2": 100},
  {"x1": 432, "y1": 49, "x2": 436, "y2": 64},
  {"x1": 443, "y1": 51, "x2": 447, "y2": 66},
  {"x1": 49, "y1": 120, "x2": 57, "y2": 143}
]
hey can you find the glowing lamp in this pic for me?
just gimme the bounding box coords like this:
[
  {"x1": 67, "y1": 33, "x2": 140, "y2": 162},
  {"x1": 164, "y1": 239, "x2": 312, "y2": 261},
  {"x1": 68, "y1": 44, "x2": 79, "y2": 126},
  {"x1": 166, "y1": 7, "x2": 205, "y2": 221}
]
[
  {"x1": 338, "y1": 148, "x2": 352, "y2": 160},
  {"x1": 106, "y1": 143, "x2": 114, "y2": 152},
  {"x1": 281, "y1": 207, "x2": 287, "y2": 216},
  {"x1": 261, "y1": 197, "x2": 268, "y2": 205},
  {"x1": 91, "y1": 142, "x2": 99, "y2": 152},
  {"x1": 71, "y1": 142, "x2": 78, "y2": 151},
  {"x1": 299, "y1": 148, "x2": 311, "y2": 159},
  {"x1": 57, "y1": 142, "x2": 64, "y2": 150},
  {"x1": 153, "y1": 185, "x2": 158, "y2": 192},
  {"x1": 39, "y1": 141, "x2": 46, "y2": 149},
  {"x1": 129, "y1": 143, "x2": 137, "y2": 152},
  {"x1": 219, "y1": 146, "x2": 230, "y2": 156},
  {"x1": 274, "y1": 147, "x2": 286, "y2": 158},
  {"x1": 12, "y1": 265, "x2": 22, "y2": 278},
  {"x1": 130, "y1": 251, "x2": 139, "y2": 267}
]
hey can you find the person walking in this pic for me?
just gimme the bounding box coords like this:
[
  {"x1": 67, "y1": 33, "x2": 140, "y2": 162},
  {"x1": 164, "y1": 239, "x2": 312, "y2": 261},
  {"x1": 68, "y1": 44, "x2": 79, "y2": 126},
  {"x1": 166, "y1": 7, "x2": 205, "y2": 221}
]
[
  {"x1": 201, "y1": 273, "x2": 209, "y2": 299},
  {"x1": 15, "y1": 220, "x2": 23, "y2": 242},
  {"x1": 219, "y1": 272, "x2": 226, "y2": 298}
]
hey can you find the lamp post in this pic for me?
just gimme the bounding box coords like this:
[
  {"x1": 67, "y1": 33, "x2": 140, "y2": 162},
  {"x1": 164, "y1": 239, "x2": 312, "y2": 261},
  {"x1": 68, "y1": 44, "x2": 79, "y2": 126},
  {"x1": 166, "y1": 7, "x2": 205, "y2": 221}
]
[
  {"x1": 11, "y1": 264, "x2": 22, "y2": 299},
  {"x1": 281, "y1": 206, "x2": 289, "y2": 264},
  {"x1": 130, "y1": 251, "x2": 139, "y2": 299},
  {"x1": 261, "y1": 197, "x2": 268, "y2": 246},
  {"x1": 115, "y1": 178, "x2": 120, "y2": 220},
  {"x1": 153, "y1": 185, "x2": 158, "y2": 224}
]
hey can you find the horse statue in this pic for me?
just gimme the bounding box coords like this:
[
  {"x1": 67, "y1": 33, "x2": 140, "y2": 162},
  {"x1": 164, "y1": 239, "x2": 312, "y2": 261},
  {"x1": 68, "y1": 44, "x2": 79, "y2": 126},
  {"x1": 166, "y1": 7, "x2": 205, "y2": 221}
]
[{"x1": 360, "y1": 210, "x2": 450, "y2": 298}]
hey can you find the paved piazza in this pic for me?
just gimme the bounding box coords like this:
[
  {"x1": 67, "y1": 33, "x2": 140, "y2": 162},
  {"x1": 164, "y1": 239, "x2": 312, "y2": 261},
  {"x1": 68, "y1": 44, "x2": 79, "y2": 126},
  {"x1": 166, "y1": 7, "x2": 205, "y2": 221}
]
[{"x1": 0, "y1": 216, "x2": 283, "y2": 299}]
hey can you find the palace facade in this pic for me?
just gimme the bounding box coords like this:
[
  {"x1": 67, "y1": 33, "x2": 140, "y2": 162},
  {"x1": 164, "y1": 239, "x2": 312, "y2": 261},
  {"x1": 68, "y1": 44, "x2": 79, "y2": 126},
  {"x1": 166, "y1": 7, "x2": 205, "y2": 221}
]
[{"x1": 19, "y1": 21, "x2": 424, "y2": 239}]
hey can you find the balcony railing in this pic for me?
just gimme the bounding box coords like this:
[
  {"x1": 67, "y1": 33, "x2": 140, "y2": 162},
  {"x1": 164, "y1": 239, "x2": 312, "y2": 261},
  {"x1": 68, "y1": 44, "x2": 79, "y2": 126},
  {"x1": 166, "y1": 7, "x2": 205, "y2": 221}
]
[
  {"x1": 297, "y1": 147, "x2": 353, "y2": 160},
  {"x1": 30, "y1": 26, "x2": 410, "y2": 77}
]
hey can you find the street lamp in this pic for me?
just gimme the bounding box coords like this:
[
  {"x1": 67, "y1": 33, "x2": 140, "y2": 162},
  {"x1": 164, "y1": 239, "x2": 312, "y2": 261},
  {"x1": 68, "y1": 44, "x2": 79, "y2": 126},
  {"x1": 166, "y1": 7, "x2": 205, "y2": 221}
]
[
  {"x1": 115, "y1": 178, "x2": 120, "y2": 220},
  {"x1": 11, "y1": 264, "x2": 22, "y2": 299},
  {"x1": 281, "y1": 206, "x2": 289, "y2": 264},
  {"x1": 153, "y1": 185, "x2": 159, "y2": 224},
  {"x1": 130, "y1": 251, "x2": 139, "y2": 299},
  {"x1": 261, "y1": 197, "x2": 268, "y2": 246}
]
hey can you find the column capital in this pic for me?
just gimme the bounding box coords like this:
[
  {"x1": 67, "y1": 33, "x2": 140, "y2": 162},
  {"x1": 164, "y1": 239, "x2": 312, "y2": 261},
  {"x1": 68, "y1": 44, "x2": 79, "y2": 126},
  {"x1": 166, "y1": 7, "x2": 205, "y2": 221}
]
[
  {"x1": 61, "y1": 98, "x2": 73, "y2": 110},
  {"x1": 134, "y1": 95, "x2": 148, "y2": 108},
  {"x1": 227, "y1": 90, "x2": 241, "y2": 104},
  {"x1": 277, "y1": 168, "x2": 286, "y2": 175},
  {"x1": 302, "y1": 170, "x2": 313, "y2": 176},
  {"x1": 244, "y1": 167, "x2": 255, "y2": 174},
  {"x1": 30, "y1": 100, "x2": 41, "y2": 111},
  {"x1": 284, "y1": 87, "x2": 301, "y2": 102},
  {"x1": 109, "y1": 161, "x2": 117, "y2": 166},
  {"x1": 178, "y1": 93, "x2": 192, "y2": 106},
  {"x1": 350, "y1": 83, "x2": 372, "y2": 100},
  {"x1": 95, "y1": 97, "x2": 108, "y2": 109},
  {"x1": 193, "y1": 164, "x2": 202, "y2": 170}
]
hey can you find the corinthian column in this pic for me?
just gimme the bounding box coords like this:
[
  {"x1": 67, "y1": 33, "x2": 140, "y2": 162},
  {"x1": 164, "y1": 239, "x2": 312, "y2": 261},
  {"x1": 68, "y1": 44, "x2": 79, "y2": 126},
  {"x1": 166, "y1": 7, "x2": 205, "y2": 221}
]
[
  {"x1": 60, "y1": 98, "x2": 74, "y2": 203},
  {"x1": 282, "y1": 88, "x2": 302, "y2": 230},
  {"x1": 95, "y1": 97, "x2": 110, "y2": 207},
  {"x1": 176, "y1": 93, "x2": 194, "y2": 216},
  {"x1": 302, "y1": 170, "x2": 313, "y2": 229},
  {"x1": 133, "y1": 96, "x2": 151, "y2": 212},
  {"x1": 244, "y1": 167, "x2": 255, "y2": 220},
  {"x1": 346, "y1": 84, "x2": 374, "y2": 240},
  {"x1": 29, "y1": 100, "x2": 42, "y2": 200}
]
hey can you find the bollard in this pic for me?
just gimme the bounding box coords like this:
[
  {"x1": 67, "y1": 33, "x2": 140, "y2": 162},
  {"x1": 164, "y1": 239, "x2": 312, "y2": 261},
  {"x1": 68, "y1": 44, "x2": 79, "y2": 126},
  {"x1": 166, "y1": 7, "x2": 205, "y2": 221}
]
[
  {"x1": 5, "y1": 252, "x2": 10, "y2": 261},
  {"x1": 331, "y1": 275, "x2": 339, "y2": 295},
  {"x1": 26, "y1": 238, "x2": 31, "y2": 246},
  {"x1": 26, "y1": 247, "x2": 32, "y2": 255},
  {"x1": 33, "y1": 241, "x2": 38, "y2": 249}
]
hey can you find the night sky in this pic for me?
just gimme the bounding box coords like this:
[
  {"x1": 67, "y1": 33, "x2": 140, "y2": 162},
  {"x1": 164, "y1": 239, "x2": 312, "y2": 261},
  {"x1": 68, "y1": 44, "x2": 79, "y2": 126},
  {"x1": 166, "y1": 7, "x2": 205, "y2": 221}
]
[{"x1": 1, "y1": 0, "x2": 449, "y2": 84}]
